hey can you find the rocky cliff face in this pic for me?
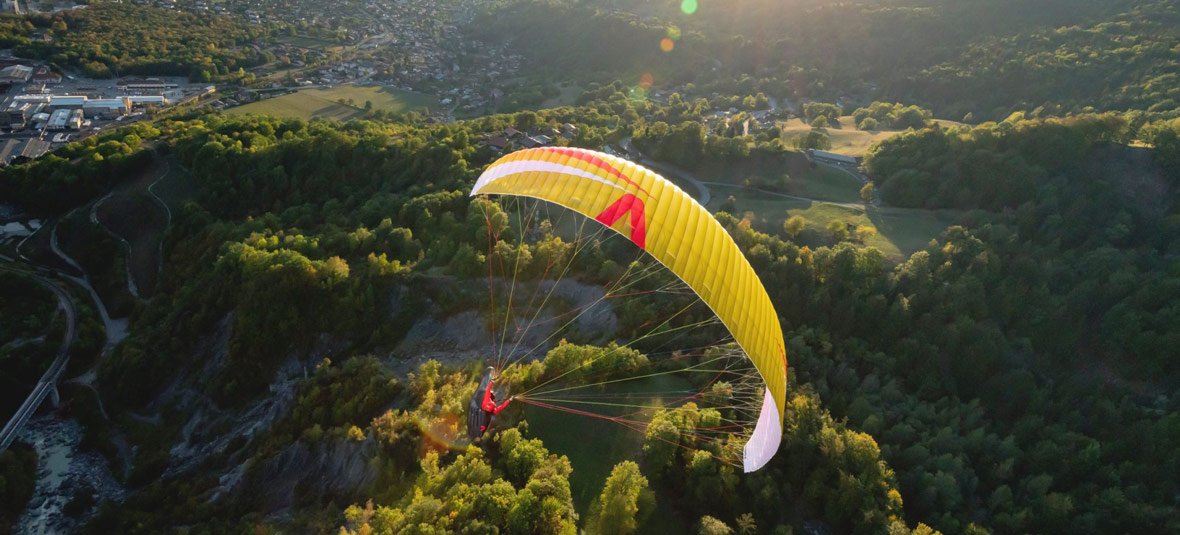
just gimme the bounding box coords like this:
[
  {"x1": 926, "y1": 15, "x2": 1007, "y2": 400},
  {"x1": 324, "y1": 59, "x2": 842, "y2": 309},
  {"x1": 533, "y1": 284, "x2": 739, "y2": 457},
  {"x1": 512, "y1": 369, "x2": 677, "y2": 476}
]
[{"x1": 244, "y1": 436, "x2": 381, "y2": 513}]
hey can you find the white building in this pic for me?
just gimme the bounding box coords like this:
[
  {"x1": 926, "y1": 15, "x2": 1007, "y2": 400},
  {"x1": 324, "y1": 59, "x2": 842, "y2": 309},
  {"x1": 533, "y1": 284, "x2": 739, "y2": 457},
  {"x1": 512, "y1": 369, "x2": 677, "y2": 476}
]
[
  {"x1": 127, "y1": 95, "x2": 166, "y2": 107},
  {"x1": 47, "y1": 95, "x2": 87, "y2": 110},
  {"x1": 47, "y1": 108, "x2": 83, "y2": 130}
]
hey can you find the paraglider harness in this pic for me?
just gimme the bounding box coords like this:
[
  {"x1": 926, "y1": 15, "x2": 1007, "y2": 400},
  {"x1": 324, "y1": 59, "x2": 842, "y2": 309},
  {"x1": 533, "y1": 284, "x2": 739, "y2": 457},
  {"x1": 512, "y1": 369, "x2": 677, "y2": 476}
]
[{"x1": 467, "y1": 367, "x2": 513, "y2": 439}]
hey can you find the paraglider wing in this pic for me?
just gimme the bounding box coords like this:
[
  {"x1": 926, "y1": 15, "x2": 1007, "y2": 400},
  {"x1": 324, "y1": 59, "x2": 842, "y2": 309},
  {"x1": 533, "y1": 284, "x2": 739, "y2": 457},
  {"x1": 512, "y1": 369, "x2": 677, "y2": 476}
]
[{"x1": 471, "y1": 147, "x2": 787, "y2": 472}]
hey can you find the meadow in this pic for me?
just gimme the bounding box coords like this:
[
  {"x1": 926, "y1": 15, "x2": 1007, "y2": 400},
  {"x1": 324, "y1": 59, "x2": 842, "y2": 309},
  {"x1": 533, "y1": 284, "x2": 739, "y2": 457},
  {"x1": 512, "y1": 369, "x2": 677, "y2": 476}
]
[
  {"x1": 227, "y1": 86, "x2": 436, "y2": 121},
  {"x1": 705, "y1": 183, "x2": 960, "y2": 260},
  {"x1": 522, "y1": 373, "x2": 695, "y2": 534},
  {"x1": 778, "y1": 116, "x2": 962, "y2": 156}
]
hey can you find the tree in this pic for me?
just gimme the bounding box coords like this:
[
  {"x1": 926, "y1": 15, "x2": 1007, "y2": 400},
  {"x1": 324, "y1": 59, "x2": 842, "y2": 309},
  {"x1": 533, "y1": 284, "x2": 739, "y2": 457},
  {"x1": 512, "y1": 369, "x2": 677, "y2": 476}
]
[
  {"x1": 810, "y1": 116, "x2": 829, "y2": 129},
  {"x1": 514, "y1": 110, "x2": 541, "y2": 131},
  {"x1": 594, "y1": 461, "x2": 650, "y2": 535},
  {"x1": 783, "y1": 215, "x2": 806, "y2": 239},
  {"x1": 860, "y1": 182, "x2": 875, "y2": 204},
  {"x1": 827, "y1": 220, "x2": 849, "y2": 241},
  {"x1": 721, "y1": 194, "x2": 737, "y2": 213},
  {"x1": 858, "y1": 117, "x2": 879, "y2": 131},
  {"x1": 803, "y1": 101, "x2": 841, "y2": 124},
  {"x1": 698, "y1": 516, "x2": 733, "y2": 535},
  {"x1": 791, "y1": 131, "x2": 831, "y2": 150},
  {"x1": 754, "y1": 92, "x2": 770, "y2": 109},
  {"x1": 735, "y1": 513, "x2": 757, "y2": 535}
]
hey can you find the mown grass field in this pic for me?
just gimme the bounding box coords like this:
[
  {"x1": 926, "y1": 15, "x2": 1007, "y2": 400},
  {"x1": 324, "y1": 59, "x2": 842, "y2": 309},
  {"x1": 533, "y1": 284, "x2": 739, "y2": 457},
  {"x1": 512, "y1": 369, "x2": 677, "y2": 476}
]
[
  {"x1": 227, "y1": 86, "x2": 436, "y2": 121},
  {"x1": 686, "y1": 151, "x2": 864, "y2": 203},
  {"x1": 522, "y1": 373, "x2": 694, "y2": 534},
  {"x1": 706, "y1": 183, "x2": 960, "y2": 260},
  {"x1": 778, "y1": 116, "x2": 963, "y2": 156},
  {"x1": 278, "y1": 35, "x2": 345, "y2": 52}
]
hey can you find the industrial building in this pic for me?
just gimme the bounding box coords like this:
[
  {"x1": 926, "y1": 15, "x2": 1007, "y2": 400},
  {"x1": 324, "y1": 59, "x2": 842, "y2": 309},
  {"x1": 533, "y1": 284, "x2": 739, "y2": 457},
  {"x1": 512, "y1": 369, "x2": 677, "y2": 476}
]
[
  {"x1": 116, "y1": 77, "x2": 178, "y2": 94},
  {"x1": 0, "y1": 138, "x2": 51, "y2": 165},
  {"x1": 0, "y1": 64, "x2": 32, "y2": 83},
  {"x1": 83, "y1": 98, "x2": 130, "y2": 118},
  {"x1": 47, "y1": 108, "x2": 84, "y2": 130}
]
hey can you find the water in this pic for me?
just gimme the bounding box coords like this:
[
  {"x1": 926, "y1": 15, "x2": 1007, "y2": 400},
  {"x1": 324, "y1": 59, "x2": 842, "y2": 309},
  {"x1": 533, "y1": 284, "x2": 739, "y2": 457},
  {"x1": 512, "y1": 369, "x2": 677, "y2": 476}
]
[{"x1": 15, "y1": 417, "x2": 124, "y2": 534}]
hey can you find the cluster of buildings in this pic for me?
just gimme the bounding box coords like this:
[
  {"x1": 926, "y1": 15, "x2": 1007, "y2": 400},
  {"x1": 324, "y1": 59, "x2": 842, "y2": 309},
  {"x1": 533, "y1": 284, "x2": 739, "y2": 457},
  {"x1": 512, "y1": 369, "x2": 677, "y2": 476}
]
[
  {"x1": 3, "y1": 94, "x2": 168, "y2": 130},
  {"x1": 114, "y1": 0, "x2": 524, "y2": 116},
  {"x1": 270, "y1": 0, "x2": 523, "y2": 114},
  {"x1": 305, "y1": 60, "x2": 381, "y2": 86},
  {"x1": 0, "y1": 62, "x2": 63, "y2": 88},
  {"x1": 219, "y1": 0, "x2": 528, "y2": 117},
  {"x1": 371, "y1": 4, "x2": 525, "y2": 114},
  {"x1": 0, "y1": 57, "x2": 206, "y2": 165},
  {"x1": 478, "y1": 123, "x2": 580, "y2": 155},
  {"x1": 140, "y1": 0, "x2": 376, "y2": 39}
]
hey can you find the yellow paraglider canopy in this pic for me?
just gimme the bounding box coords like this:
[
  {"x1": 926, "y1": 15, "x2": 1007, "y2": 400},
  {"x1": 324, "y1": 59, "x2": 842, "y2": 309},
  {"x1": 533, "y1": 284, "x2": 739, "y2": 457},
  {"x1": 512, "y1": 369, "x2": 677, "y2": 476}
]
[{"x1": 472, "y1": 146, "x2": 786, "y2": 472}]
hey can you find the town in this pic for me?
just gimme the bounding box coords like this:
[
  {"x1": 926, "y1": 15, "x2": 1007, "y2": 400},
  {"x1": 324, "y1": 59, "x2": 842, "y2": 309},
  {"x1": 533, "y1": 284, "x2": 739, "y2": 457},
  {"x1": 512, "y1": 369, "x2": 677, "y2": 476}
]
[{"x1": 0, "y1": 57, "x2": 213, "y2": 165}]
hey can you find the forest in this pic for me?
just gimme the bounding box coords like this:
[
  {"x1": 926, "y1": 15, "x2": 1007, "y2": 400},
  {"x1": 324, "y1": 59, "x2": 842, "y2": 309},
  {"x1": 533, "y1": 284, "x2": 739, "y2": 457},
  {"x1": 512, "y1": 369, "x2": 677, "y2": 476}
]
[
  {"x1": 0, "y1": 94, "x2": 1172, "y2": 533},
  {"x1": 0, "y1": 4, "x2": 271, "y2": 80},
  {"x1": 475, "y1": 0, "x2": 1180, "y2": 121}
]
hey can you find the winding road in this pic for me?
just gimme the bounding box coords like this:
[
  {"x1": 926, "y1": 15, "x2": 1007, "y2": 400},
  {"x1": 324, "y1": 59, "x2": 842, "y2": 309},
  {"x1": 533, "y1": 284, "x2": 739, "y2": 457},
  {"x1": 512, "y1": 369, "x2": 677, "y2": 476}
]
[
  {"x1": 2, "y1": 198, "x2": 134, "y2": 453},
  {"x1": 0, "y1": 267, "x2": 77, "y2": 452}
]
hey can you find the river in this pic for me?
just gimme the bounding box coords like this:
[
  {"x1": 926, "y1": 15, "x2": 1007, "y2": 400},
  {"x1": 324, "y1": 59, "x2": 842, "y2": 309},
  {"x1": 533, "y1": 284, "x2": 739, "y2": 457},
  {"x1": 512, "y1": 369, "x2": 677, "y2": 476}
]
[{"x1": 15, "y1": 418, "x2": 124, "y2": 534}]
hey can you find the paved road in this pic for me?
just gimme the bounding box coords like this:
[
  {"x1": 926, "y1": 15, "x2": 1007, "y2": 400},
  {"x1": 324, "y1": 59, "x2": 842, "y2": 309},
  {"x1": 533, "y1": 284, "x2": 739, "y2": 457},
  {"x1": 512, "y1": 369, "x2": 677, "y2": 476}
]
[{"x1": 0, "y1": 266, "x2": 77, "y2": 452}]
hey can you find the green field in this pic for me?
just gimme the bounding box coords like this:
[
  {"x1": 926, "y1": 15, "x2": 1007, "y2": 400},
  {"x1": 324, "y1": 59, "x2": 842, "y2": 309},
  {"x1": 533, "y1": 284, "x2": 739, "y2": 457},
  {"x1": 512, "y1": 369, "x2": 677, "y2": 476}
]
[
  {"x1": 792, "y1": 165, "x2": 865, "y2": 202},
  {"x1": 227, "y1": 86, "x2": 437, "y2": 121},
  {"x1": 522, "y1": 373, "x2": 694, "y2": 533},
  {"x1": 279, "y1": 35, "x2": 344, "y2": 52},
  {"x1": 707, "y1": 184, "x2": 960, "y2": 260},
  {"x1": 686, "y1": 151, "x2": 864, "y2": 203},
  {"x1": 779, "y1": 116, "x2": 963, "y2": 156}
]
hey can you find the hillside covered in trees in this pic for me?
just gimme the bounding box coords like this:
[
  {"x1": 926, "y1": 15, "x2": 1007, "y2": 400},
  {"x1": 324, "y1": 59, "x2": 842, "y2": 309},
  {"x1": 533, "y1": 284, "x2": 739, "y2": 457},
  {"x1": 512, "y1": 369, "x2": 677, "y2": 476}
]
[
  {"x1": 0, "y1": 99, "x2": 1175, "y2": 533},
  {"x1": 0, "y1": 1, "x2": 1179, "y2": 534},
  {"x1": 0, "y1": 4, "x2": 271, "y2": 80},
  {"x1": 475, "y1": 0, "x2": 1180, "y2": 120}
]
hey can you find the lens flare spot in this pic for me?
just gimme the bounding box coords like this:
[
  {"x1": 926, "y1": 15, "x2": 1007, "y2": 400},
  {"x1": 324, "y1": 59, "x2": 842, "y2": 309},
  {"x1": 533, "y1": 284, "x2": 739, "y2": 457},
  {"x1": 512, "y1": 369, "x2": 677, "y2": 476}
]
[
  {"x1": 681, "y1": 0, "x2": 698, "y2": 15},
  {"x1": 639, "y1": 73, "x2": 654, "y2": 89},
  {"x1": 660, "y1": 38, "x2": 675, "y2": 53},
  {"x1": 417, "y1": 413, "x2": 466, "y2": 455},
  {"x1": 666, "y1": 27, "x2": 682, "y2": 40}
]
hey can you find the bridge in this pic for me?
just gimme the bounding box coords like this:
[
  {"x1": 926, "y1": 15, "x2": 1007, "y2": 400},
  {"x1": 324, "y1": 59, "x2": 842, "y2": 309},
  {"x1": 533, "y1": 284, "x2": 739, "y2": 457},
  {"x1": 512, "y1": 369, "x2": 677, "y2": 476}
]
[{"x1": 0, "y1": 269, "x2": 77, "y2": 452}]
